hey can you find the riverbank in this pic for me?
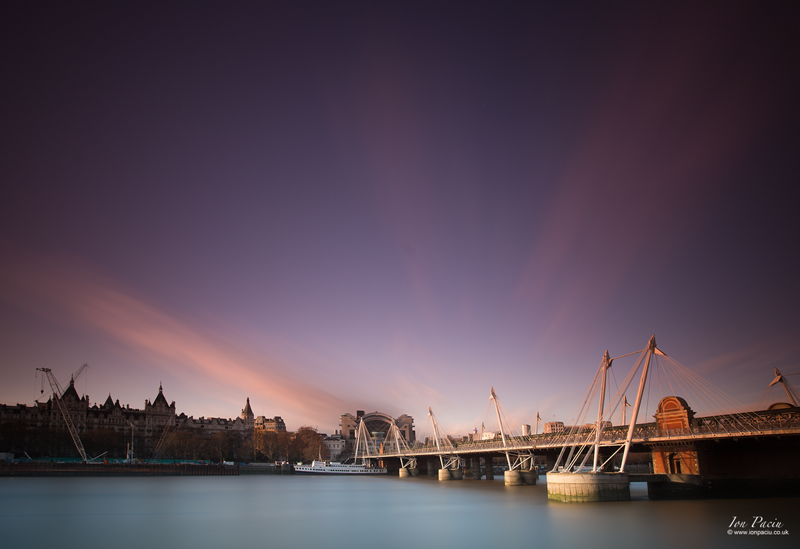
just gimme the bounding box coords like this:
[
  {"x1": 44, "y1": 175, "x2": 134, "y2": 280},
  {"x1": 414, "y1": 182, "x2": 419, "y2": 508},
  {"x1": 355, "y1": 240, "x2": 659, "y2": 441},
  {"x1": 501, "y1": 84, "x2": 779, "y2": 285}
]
[{"x1": 0, "y1": 462, "x2": 238, "y2": 476}]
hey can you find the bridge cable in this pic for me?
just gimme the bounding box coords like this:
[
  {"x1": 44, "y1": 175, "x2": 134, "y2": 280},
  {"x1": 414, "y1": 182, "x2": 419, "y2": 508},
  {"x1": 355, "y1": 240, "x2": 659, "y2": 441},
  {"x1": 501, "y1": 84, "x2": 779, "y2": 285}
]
[
  {"x1": 553, "y1": 361, "x2": 605, "y2": 470},
  {"x1": 559, "y1": 349, "x2": 648, "y2": 472}
]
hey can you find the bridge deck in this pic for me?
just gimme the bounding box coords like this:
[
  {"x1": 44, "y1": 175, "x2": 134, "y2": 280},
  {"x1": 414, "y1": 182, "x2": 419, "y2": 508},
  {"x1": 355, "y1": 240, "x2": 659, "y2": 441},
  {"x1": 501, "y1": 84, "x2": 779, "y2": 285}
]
[{"x1": 378, "y1": 419, "x2": 800, "y2": 459}]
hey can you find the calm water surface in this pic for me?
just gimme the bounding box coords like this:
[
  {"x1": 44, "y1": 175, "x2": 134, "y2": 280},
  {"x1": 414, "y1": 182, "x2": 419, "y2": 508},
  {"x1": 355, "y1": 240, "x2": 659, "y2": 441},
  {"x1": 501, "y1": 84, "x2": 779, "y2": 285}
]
[{"x1": 0, "y1": 475, "x2": 796, "y2": 548}]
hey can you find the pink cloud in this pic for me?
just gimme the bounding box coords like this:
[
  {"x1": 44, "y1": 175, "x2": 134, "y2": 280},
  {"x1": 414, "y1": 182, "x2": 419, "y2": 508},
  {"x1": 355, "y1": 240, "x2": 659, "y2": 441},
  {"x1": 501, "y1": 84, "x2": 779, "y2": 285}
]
[{"x1": 0, "y1": 247, "x2": 350, "y2": 427}]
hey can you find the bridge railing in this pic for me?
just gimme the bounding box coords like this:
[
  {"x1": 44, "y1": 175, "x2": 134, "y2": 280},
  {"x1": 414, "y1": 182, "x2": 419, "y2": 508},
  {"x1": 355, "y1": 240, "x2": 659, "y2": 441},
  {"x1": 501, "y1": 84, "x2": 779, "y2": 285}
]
[{"x1": 379, "y1": 415, "x2": 800, "y2": 457}]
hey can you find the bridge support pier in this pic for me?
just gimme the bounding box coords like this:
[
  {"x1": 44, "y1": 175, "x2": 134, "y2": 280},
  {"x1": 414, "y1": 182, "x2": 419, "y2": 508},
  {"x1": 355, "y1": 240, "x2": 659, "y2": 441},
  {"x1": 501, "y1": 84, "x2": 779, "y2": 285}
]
[
  {"x1": 484, "y1": 457, "x2": 494, "y2": 480},
  {"x1": 520, "y1": 469, "x2": 538, "y2": 485},
  {"x1": 519, "y1": 455, "x2": 538, "y2": 484},
  {"x1": 546, "y1": 472, "x2": 630, "y2": 502},
  {"x1": 469, "y1": 457, "x2": 481, "y2": 479},
  {"x1": 427, "y1": 459, "x2": 437, "y2": 477},
  {"x1": 399, "y1": 467, "x2": 419, "y2": 478},
  {"x1": 504, "y1": 470, "x2": 524, "y2": 486},
  {"x1": 438, "y1": 468, "x2": 452, "y2": 481}
]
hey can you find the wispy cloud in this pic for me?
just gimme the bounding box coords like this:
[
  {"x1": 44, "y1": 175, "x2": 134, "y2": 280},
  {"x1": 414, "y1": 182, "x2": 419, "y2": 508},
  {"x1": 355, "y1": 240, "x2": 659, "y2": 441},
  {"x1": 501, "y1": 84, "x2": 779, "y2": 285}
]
[{"x1": 0, "y1": 247, "x2": 350, "y2": 426}]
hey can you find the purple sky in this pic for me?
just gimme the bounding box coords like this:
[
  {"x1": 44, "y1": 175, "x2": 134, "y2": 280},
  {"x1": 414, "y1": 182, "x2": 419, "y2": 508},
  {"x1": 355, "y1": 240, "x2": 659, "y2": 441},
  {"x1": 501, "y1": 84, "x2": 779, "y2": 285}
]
[{"x1": 1, "y1": 2, "x2": 797, "y2": 435}]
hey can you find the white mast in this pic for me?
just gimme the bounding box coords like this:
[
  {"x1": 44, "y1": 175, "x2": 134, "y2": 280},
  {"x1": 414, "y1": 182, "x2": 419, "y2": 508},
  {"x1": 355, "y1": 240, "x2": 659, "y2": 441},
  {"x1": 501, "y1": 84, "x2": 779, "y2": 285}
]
[
  {"x1": 592, "y1": 350, "x2": 611, "y2": 472},
  {"x1": 428, "y1": 407, "x2": 446, "y2": 469},
  {"x1": 353, "y1": 418, "x2": 372, "y2": 464},
  {"x1": 620, "y1": 335, "x2": 662, "y2": 472},
  {"x1": 490, "y1": 387, "x2": 513, "y2": 469},
  {"x1": 621, "y1": 396, "x2": 630, "y2": 426},
  {"x1": 769, "y1": 368, "x2": 798, "y2": 406}
]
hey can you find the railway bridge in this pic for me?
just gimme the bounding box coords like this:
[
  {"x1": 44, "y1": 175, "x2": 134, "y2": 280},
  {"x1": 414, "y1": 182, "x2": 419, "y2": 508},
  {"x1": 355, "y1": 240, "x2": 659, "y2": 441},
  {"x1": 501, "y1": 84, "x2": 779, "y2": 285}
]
[{"x1": 357, "y1": 336, "x2": 800, "y2": 501}]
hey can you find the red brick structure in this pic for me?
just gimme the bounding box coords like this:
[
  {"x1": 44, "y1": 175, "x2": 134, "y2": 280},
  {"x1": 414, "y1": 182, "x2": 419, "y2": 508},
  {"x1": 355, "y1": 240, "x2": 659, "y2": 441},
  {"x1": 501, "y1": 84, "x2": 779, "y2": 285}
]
[{"x1": 651, "y1": 396, "x2": 699, "y2": 475}]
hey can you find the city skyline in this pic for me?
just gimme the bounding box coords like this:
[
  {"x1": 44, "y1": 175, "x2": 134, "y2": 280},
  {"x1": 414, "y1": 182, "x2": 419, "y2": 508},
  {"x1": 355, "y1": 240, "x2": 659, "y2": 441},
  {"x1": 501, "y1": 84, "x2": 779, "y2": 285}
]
[{"x1": 1, "y1": 2, "x2": 797, "y2": 435}]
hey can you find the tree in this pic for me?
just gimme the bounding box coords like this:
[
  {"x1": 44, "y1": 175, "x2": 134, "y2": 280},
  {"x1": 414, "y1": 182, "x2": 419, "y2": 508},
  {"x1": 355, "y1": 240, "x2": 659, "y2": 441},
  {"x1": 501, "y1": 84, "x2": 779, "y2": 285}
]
[
  {"x1": 293, "y1": 426, "x2": 325, "y2": 463},
  {"x1": 250, "y1": 429, "x2": 278, "y2": 462},
  {"x1": 82, "y1": 428, "x2": 124, "y2": 458},
  {"x1": 209, "y1": 431, "x2": 231, "y2": 462},
  {"x1": 275, "y1": 430, "x2": 293, "y2": 462},
  {"x1": 0, "y1": 420, "x2": 28, "y2": 456},
  {"x1": 262, "y1": 431, "x2": 279, "y2": 461},
  {"x1": 165, "y1": 429, "x2": 205, "y2": 460}
]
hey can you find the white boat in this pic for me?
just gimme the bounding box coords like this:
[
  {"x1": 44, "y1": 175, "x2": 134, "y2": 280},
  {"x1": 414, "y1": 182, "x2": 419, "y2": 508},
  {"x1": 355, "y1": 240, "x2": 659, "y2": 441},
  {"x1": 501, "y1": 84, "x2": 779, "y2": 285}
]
[
  {"x1": 295, "y1": 417, "x2": 387, "y2": 475},
  {"x1": 294, "y1": 460, "x2": 387, "y2": 475}
]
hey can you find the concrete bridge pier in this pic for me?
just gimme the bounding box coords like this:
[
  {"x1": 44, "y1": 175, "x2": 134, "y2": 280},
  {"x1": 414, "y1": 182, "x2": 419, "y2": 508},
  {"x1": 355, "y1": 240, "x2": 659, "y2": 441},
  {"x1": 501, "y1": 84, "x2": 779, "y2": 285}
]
[
  {"x1": 484, "y1": 457, "x2": 494, "y2": 480},
  {"x1": 504, "y1": 470, "x2": 524, "y2": 486},
  {"x1": 520, "y1": 469, "x2": 538, "y2": 485},
  {"x1": 519, "y1": 455, "x2": 538, "y2": 485},
  {"x1": 437, "y1": 461, "x2": 463, "y2": 481},
  {"x1": 546, "y1": 472, "x2": 630, "y2": 502},
  {"x1": 398, "y1": 466, "x2": 419, "y2": 478},
  {"x1": 469, "y1": 457, "x2": 482, "y2": 479},
  {"x1": 427, "y1": 459, "x2": 437, "y2": 477}
]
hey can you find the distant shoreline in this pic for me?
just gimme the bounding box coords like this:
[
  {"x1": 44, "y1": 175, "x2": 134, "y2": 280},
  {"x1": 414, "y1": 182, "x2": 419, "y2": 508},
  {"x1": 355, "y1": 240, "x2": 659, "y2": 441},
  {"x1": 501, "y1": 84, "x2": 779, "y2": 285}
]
[{"x1": 0, "y1": 462, "x2": 239, "y2": 477}]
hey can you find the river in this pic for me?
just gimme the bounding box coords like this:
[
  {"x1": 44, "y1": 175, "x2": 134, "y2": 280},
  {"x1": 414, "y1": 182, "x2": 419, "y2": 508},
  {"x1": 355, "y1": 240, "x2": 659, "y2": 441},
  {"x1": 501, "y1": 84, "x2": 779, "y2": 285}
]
[{"x1": 0, "y1": 475, "x2": 795, "y2": 548}]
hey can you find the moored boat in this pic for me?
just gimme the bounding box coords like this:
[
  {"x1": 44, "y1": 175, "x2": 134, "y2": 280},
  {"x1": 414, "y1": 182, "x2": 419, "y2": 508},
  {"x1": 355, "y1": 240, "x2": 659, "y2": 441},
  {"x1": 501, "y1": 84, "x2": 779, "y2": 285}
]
[{"x1": 294, "y1": 460, "x2": 387, "y2": 475}]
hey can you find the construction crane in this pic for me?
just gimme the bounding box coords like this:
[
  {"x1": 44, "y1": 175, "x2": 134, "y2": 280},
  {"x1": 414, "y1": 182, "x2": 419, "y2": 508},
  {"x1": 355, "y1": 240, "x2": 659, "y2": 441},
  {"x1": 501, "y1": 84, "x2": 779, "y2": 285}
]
[
  {"x1": 152, "y1": 418, "x2": 175, "y2": 459},
  {"x1": 36, "y1": 363, "x2": 88, "y2": 399},
  {"x1": 36, "y1": 367, "x2": 88, "y2": 462},
  {"x1": 72, "y1": 363, "x2": 88, "y2": 389}
]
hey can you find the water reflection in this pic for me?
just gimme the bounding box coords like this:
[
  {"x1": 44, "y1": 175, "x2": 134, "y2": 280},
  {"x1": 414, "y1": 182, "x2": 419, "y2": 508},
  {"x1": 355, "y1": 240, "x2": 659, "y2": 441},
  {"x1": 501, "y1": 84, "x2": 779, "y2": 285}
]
[{"x1": 0, "y1": 476, "x2": 795, "y2": 548}]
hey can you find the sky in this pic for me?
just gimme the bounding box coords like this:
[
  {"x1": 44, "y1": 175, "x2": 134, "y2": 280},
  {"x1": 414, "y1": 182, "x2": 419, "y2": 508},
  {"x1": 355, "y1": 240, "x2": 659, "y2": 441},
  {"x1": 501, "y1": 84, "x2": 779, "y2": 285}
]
[{"x1": 1, "y1": 1, "x2": 798, "y2": 436}]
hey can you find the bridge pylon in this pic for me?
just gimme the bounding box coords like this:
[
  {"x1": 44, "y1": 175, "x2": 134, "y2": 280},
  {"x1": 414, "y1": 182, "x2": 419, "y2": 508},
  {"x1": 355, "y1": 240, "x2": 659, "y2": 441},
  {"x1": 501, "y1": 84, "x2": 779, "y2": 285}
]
[
  {"x1": 488, "y1": 386, "x2": 535, "y2": 485},
  {"x1": 548, "y1": 335, "x2": 665, "y2": 502},
  {"x1": 353, "y1": 417, "x2": 383, "y2": 467},
  {"x1": 769, "y1": 368, "x2": 799, "y2": 407},
  {"x1": 384, "y1": 422, "x2": 418, "y2": 476},
  {"x1": 421, "y1": 407, "x2": 460, "y2": 479}
]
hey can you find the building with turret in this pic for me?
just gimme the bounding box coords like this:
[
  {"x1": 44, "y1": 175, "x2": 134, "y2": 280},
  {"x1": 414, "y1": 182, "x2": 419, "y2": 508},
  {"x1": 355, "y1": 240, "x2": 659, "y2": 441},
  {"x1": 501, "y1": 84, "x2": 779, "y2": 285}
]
[
  {"x1": 0, "y1": 380, "x2": 284, "y2": 458},
  {"x1": 242, "y1": 398, "x2": 254, "y2": 427}
]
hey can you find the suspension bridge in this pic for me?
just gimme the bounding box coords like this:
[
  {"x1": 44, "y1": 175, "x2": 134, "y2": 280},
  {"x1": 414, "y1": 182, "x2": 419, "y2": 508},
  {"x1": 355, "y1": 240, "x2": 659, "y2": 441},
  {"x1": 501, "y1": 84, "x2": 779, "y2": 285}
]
[{"x1": 352, "y1": 335, "x2": 800, "y2": 501}]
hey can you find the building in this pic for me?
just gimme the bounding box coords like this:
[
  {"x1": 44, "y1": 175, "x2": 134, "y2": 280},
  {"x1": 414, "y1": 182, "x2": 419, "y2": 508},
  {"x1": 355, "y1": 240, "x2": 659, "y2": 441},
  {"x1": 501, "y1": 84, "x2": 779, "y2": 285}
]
[
  {"x1": 650, "y1": 396, "x2": 699, "y2": 475},
  {"x1": 322, "y1": 430, "x2": 346, "y2": 460},
  {"x1": 339, "y1": 411, "x2": 415, "y2": 443},
  {"x1": 543, "y1": 421, "x2": 565, "y2": 434},
  {"x1": 0, "y1": 378, "x2": 282, "y2": 457},
  {"x1": 255, "y1": 415, "x2": 287, "y2": 433}
]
